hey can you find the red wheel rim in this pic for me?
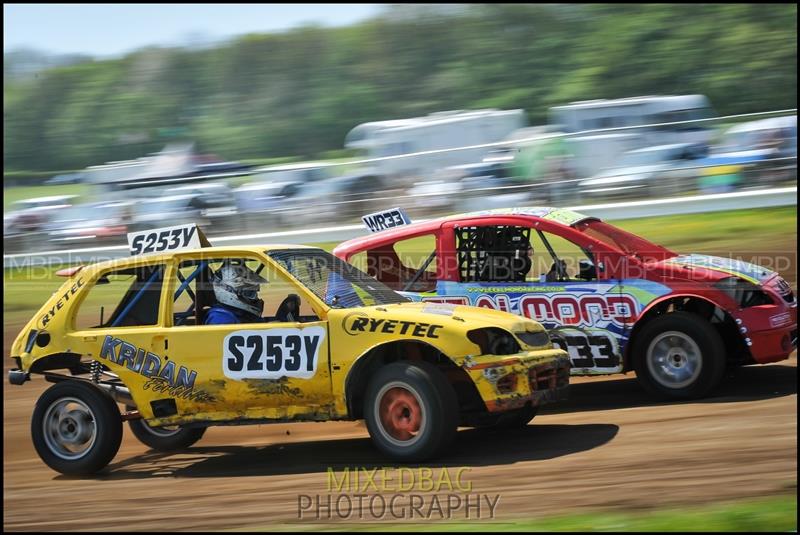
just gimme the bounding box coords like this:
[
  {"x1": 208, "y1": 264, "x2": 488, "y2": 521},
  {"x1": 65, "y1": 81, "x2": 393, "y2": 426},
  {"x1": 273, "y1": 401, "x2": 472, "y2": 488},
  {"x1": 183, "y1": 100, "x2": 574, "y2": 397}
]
[{"x1": 378, "y1": 386, "x2": 423, "y2": 442}]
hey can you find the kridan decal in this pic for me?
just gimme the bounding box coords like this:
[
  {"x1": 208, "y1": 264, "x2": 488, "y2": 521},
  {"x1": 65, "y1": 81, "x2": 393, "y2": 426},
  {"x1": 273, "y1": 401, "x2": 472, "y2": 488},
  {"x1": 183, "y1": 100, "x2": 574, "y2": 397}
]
[{"x1": 100, "y1": 335, "x2": 198, "y2": 387}]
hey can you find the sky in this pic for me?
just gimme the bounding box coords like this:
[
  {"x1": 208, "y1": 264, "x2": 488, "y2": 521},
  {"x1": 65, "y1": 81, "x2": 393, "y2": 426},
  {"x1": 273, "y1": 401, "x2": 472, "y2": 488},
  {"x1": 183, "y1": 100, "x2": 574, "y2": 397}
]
[{"x1": 3, "y1": 4, "x2": 383, "y2": 57}]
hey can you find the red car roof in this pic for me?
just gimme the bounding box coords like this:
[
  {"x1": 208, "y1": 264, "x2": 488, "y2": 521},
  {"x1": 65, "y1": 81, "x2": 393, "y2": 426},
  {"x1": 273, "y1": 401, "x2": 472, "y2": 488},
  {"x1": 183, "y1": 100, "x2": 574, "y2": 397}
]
[{"x1": 333, "y1": 207, "x2": 599, "y2": 258}]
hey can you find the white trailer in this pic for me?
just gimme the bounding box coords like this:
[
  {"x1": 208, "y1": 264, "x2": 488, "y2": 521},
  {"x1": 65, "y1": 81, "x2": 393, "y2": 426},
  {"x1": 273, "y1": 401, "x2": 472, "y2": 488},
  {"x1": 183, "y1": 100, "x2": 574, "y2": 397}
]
[
  {"x1": 344, "y1": 109, "x2": 527, "y2": 181},
  {"x1": 549, "y1": 94, "x2": 716, "y2": 149}
]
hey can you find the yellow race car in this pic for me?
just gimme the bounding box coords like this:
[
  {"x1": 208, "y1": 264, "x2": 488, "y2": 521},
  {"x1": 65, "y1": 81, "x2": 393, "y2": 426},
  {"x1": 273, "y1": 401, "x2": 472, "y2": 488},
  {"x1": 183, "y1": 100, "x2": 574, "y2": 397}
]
[{"x1": 9, "y1": 230, "x2": 569, "y2": 475}]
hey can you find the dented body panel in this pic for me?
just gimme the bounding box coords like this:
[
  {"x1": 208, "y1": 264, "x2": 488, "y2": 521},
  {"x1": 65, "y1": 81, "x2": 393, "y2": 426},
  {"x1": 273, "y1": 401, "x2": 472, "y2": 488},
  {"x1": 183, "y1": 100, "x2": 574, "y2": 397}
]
[{"x1": 9, "y1": 245, "x2": 570, "y2": 429}]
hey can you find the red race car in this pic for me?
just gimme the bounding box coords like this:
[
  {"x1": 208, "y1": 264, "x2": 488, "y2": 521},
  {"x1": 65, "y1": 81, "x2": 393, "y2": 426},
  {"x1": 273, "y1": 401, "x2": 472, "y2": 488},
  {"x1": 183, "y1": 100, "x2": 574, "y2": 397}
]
[{"x1": 334, "y1": 207, "x2": 797, "y2": 399}]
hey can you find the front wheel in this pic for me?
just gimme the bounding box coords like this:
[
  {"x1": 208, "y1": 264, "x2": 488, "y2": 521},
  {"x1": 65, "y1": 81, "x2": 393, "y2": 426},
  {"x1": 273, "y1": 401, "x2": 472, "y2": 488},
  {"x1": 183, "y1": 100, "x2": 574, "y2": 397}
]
[
  {"x1": 633, "y1": 311, "x2": 726, "y2": 400},
  {"x1": 31, "y1": 381, "x2": 123, "y2": 476},
  {"x1": 126, "y1": 406, "x2": 206, "y2": 451},
  {"x1": 364, "y1": 361, "x2": 458, "y2": 462}
]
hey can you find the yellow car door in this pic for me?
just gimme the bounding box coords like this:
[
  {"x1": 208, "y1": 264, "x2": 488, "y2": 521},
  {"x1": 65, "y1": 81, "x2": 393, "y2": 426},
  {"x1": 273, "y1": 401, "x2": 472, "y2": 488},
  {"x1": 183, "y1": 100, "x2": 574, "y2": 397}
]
[{"x1": 160, "y1": 252, "x2": 334, "y2": 423}]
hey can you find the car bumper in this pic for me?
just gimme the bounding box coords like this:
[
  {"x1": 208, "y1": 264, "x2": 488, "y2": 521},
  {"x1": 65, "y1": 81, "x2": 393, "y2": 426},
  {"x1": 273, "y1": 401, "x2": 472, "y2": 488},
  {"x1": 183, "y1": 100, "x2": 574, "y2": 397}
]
[
  {"x1": 461, "y1": 350, "x2": 571, "y2": 413},
  {"x1": 747, "y1": 321, "x2": 797, "y2": 364},
  {"x1": 738, "y1": 302, "x2": 797, "y2": 363}
]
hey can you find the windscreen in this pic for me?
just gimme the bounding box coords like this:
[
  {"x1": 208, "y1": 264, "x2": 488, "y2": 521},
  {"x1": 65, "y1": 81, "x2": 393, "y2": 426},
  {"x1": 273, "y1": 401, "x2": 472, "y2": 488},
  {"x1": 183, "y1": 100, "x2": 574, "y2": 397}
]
[
  {"x1": 268, "y1": 249, "x2": 409, "y2": 308},
  {"x1": 575, "y1": 220, "x2": 674, "y2": 262}
]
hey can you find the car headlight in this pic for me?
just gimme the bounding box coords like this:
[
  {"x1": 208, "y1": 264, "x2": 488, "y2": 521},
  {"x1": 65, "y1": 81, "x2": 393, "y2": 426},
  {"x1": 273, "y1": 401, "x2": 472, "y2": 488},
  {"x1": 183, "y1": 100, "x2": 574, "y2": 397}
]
[
  {"x1": 714, "y1": 277, "x2": 773, "y2": 308},
  {"x1": 467, "y1": 328, "x2": 521, "y2": 355},
  {"x1": 515, "y1": 330, "x2": 551, "y2": 348}
]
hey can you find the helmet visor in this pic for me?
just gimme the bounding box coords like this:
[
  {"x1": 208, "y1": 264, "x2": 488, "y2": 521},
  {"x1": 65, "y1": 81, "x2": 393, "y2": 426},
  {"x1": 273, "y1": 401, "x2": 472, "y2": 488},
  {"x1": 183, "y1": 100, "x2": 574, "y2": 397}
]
[{"x1": 238, "y1": 286, "x2": 260, "y2": 301}]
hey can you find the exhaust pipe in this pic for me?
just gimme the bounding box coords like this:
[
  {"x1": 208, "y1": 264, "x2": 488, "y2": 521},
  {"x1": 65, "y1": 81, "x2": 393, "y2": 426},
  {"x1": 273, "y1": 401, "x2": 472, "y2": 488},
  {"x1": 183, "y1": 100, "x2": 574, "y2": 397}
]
[
  {"x1": 97, "y1": 383, "x2": 134, "y2": 406},
  {"x1": 8, "y1": 369, "x2": 30, "y2": 385}
]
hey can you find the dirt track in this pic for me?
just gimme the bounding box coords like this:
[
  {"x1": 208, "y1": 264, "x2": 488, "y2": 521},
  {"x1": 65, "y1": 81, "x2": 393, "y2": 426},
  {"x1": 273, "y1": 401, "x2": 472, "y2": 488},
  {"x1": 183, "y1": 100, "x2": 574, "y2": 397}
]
[{"x1": 3, "y1": 344, "x2": 796, "y2": 531}]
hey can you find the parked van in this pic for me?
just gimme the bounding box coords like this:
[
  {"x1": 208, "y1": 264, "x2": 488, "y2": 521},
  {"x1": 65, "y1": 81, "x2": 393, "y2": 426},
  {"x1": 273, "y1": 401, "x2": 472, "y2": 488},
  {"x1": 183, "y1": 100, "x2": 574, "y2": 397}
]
[
  {"x1": 549, "y1": 95, "x2": 716, "y2": 149},
  {"x1": 344, "y1": 109, "x2": 527, "y2": 182}
]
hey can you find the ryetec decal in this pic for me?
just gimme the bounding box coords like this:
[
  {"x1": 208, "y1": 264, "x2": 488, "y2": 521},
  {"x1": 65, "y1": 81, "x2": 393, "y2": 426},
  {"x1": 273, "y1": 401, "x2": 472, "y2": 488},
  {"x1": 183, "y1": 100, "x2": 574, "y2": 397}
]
[
  {"x1": 39, "y1": 278, "x2": 84, "y2": 328},
  {"x1": 342, "y1": 312, "x2": 443, "y2": 338},
  {"x1": 223, "y1": 327, "x2": 326, "y2": 380},
  {"x1": 100, "y1": 335, "x2": 200, "y2": 390}
]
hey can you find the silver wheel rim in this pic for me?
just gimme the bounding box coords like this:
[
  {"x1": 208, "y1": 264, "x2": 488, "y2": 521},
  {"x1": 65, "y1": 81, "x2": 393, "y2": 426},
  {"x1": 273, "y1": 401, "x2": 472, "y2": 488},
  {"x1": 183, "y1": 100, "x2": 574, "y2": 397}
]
[
  {"x1": 646, "y1": 330, "x2": 703, "y2": 389},
  {"x1": 42, "y1": 397, "x2": 97, "y2": 460},
  {"x1": 373, "y1": 381, "x2": 427, "y2": 448}
]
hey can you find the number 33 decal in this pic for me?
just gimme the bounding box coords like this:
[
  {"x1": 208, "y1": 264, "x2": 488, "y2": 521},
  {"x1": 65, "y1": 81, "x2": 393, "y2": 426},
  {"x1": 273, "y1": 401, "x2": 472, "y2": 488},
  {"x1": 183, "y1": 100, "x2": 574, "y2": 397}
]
[{"x1": 551, "y1": 328, "x2": 622, "y2": 372}]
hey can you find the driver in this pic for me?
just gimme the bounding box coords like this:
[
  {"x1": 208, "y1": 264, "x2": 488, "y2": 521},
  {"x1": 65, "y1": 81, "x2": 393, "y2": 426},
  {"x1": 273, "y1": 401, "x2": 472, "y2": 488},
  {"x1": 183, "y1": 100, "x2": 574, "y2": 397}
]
[{"x1": 204, "y1": 260, "x2": 268, "y2": 325}]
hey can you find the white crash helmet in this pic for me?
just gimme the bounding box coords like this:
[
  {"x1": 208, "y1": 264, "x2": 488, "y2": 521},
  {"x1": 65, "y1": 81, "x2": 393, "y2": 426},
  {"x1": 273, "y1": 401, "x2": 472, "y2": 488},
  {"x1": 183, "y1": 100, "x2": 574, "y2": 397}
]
[{"x1": 211, "y1": 260, "x2": 268, "y2": 317}]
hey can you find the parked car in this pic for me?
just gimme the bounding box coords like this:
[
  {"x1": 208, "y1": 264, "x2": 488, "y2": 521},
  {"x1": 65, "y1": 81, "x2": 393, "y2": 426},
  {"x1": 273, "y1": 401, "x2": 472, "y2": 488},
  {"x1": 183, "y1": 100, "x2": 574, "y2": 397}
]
[
  {"x1": 334, "y1": 206, "x2": 797, "y2": 400},
  {"x1": 6, "y1": 195, "x2": 79, "y2": 233},
  {"x1": 696, "y1": 115, "x2": 797, "y2": 190},
  {"x1": 406, "y1": 180, "x2": 463, "y2": 213},
  {"x1": 456, "y1": 160, "x2": 533, "y2": 208},
  {"x1": 718, "y1": 115, "x2": 797, "y2": 160},
  {"x1": 578, "y1": 143, "x2": 707, "y2": 200},
  {"x1": 45, "y1": 172, "x2": 85, "y2": 186},
  {"x1": 254, "y1": 162, "x2": 337, "y2": 184},
  {"x1": 131, "y1": 194, "x2": 203, "y2": 232},
  {"x1": 46, "y1": 201, "x2": 133, "y2": 246},
  {"x1": 10, "y1": 195, "x2": 80, "y2": 212},
  {"x1": 233, "y1": 180, "x2": 303, "y2": 214},
  {"x1": 163, "y1": 183, "x2": 238, "y2": 232},
  {"x1": 277, "y1": 172, "x2": 386, "y2": 225},
  {"x1": 233, "y1": 180, "x2": 303, "y2": 230}
]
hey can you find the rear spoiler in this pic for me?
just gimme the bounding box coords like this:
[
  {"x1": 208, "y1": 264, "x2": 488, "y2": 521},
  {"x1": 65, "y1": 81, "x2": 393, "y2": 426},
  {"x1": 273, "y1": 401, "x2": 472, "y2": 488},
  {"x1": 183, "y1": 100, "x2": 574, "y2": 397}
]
[{"x1": 55, "y1": 266, "x2": 84, "y2": 277}]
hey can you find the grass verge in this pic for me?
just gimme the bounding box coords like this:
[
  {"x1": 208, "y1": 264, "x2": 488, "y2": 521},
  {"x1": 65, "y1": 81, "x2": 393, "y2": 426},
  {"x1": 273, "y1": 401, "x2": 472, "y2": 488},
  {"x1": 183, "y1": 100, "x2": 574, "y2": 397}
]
[{"x1": 232, "y1": 493, "x2": 797, "y2": 532}]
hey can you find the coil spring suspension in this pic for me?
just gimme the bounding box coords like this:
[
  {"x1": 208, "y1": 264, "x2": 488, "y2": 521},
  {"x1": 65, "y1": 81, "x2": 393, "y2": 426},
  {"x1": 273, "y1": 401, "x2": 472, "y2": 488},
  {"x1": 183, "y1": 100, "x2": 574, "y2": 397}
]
[{"x1": 90, "y1": 360, "x2": 102, "y2": 383}]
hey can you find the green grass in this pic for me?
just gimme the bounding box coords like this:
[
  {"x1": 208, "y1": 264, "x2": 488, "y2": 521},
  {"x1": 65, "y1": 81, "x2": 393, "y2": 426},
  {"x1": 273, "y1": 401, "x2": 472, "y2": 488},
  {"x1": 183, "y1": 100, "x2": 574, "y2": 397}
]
[
  {"x1": 611, "y1": 206, "x2": 797, "y2": 254},
  {"x1": 232, "y1": 494, "x2": 797, "y2": 532},
  {"x1": 3, "y1": 183, "x2": 90, "y2": 210}
]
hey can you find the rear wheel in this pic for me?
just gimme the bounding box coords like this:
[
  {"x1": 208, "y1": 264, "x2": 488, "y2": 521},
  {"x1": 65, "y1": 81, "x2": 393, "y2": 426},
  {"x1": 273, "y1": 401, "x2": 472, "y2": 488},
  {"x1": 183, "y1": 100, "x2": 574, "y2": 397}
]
[
  {"x1": 126, "y1": 406, "x2": 206, "y2": 451},
  {"x1": 364, "y1": 361, "x2": 458, "y2": 462},
  {"x1": 31, "y1": 381, "x2": 122, "y2": 476},
  {"x1": 633, "y1": 312, "x2": 726, "y2": 399}
]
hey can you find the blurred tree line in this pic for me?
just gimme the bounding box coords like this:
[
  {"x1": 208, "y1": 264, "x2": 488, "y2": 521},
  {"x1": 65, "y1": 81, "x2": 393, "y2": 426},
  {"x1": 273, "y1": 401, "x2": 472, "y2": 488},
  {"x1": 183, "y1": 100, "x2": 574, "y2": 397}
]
[{"x1": 4, "y1": 3, "x2": 797, "y2": 172}]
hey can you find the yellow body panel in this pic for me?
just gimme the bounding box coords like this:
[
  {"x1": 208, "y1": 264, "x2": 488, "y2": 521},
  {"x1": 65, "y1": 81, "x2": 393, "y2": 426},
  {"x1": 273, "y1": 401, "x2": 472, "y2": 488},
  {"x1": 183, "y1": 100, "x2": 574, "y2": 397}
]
[{"x1": 10, "y1": 246, "x2": 570, "y2": 428}]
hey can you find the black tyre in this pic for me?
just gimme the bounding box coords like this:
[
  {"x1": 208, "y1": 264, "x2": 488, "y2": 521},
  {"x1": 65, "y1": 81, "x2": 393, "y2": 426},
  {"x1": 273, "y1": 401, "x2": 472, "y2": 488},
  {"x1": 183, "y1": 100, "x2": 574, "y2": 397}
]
[
  {"x1": 31, "y1": 381, "x2": 122, "y2": 476},
  {"x1": 363, "y1": 361, "x2": 458, "y2": 462},
  {"x1": 127, "y1": 407, "x2": 206, "y2": 451},
  {"x1": 632, "y1": 311, "x2": 726, "y2": 400}
]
